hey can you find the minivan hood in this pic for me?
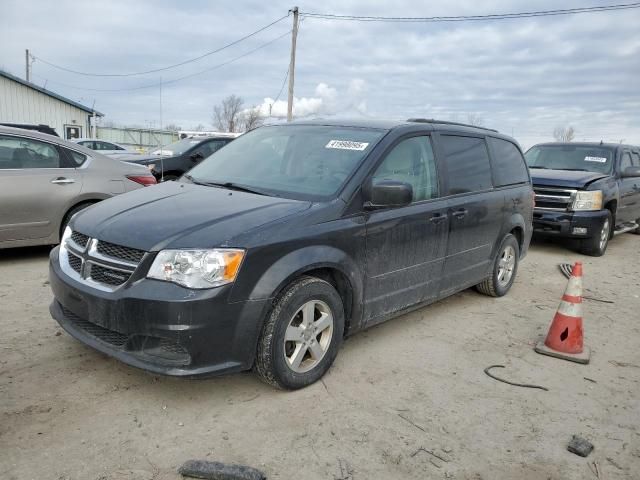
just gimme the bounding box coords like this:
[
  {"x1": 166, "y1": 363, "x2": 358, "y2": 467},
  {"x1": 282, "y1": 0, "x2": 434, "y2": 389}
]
[
  {"x1": 72, "y1": 182, "x2": 311, "y2": 251},
  {"x1": 529, "y1": 169, "x2": 609, "y2": 189}
]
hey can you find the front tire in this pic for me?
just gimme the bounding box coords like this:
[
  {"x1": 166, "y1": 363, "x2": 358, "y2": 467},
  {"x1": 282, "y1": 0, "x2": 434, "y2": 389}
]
[
  {"x1": 255, "y1": 276, "x2": 344, "y2": 390},
  {"x1": 579, "y1": 210, "x2": 612, "y2": 256},
  {"x1": 476, "y1": 234, "x2": 520, "y2": 297}
]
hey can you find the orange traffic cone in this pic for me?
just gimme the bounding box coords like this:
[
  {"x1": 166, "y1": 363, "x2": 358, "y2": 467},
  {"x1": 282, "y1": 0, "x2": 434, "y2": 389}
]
[{"x1": 535, "y1": 261, "x2": 591, "y2": 364}]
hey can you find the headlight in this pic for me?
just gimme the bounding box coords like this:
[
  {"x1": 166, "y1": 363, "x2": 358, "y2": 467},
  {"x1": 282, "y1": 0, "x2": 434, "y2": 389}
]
[
  {"x1": 147, "y1": 249, "x2": 245, "y2": 289},
  {"x1": 572, "y1": 190, "x2": 603, "y2": 211},
  {"x1": 60, "y1": 226, "x2": 72, "y2": 252}
]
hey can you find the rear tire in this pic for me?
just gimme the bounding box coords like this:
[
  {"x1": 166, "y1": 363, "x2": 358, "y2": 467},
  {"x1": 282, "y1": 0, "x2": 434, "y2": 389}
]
[
  {"x1": 632, "y1": 218, "x2": 640, "y2": 235},
  {"x1": 476, "y1": 234, "x2": 520, "y2": 297},
  {"x1": 579, "y1": 210, "x2": 612, "y2": 256},
  {"x1": 160, "y1": 174, "x2": 179, "y2": 182},
  {"x1": 60, "y1": 202, "x2": 94, "y2": 239},
  {"x1": 255, "y1": 276, "x2": 344, "y2": 390}
]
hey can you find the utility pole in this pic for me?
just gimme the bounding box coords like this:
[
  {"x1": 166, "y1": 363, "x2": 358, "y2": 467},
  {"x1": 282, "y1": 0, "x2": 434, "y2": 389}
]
[
  {"x1": 287, "y1": 7, "x2": 299, "y2": 122},
  {"x1": 25, "y1": 49, "x2": 31, "y2": 82}
]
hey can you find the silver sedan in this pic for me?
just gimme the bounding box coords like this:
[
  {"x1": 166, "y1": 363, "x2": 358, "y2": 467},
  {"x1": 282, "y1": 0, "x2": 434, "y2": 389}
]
[{"x1": 0, "y1": 126, "x2": 156, "y2": 249}]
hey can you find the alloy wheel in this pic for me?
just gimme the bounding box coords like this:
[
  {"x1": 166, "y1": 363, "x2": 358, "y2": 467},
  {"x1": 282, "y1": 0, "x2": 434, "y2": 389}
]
[
  {"x1": 599, "y1": 219, "x2": 610, "y2": 251},
  {"x1": 497, "y1": 245, "x2": 516, "y2": 287},
  {"x1": 283, "y1": 300, "x2": 334, "y2": 373}
]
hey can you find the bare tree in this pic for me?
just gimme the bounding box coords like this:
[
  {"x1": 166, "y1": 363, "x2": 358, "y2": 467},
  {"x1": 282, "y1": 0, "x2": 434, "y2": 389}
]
[
  {"x1": 466, "y1": 113, "x2": 485, "y2": 127},
  {"x1": 164, "y1": 123, "x2": 182, "y2": 132},
  {"x1": 191, "y1": 124, "x2": 206, "y2": 132},
  {"x1": 212, "y1": 94, "x2": 244, "y2": 132},
  {"x1": 239, "y1": 106, "x2": 264, "y2": 131},
  {"x1": 553, "y1": 125, "x2": 576, "y2": 142}
]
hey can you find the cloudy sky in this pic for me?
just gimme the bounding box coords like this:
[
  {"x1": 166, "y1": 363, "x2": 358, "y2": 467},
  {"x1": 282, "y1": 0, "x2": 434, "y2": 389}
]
[{"x1": 1, "y1": 0, "x2": 639, "y2": 148}]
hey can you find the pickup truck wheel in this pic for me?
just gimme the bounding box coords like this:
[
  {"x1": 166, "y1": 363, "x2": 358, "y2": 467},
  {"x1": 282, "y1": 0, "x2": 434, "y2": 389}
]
[
  {"x1": 476, "y1": 234, "x2": 519, "y2": 297},
  {"x1": 255, "y1": 276, "x2": 344, "y2": 390},
  {"x1": 632, "y1": 218, "x2": 640, "y2": 235},
  {"x1": 579, "y1": 211, "x2": 612, "y2": 256},
  {"x1": 160, "y1": 175, "x2": 179, "y2": 182}
]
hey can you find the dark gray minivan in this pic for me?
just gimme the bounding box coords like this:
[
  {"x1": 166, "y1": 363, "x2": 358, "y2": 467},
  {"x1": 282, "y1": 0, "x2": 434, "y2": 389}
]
[{"x1": 49, "y1": 119, "x2": 534, "y2": 389}]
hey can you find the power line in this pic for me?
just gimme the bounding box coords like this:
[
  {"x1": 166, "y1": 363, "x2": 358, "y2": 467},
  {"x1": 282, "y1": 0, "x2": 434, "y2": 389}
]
[
  {"x1": 272, "y1": 67, "x2": 289, "y2": 104},
  {"x1": 32, "y1": 14, "x2": 289, "y2": 77},
  {"x1": 32, "y1": 30, "x2": 292, "y2": 92},
  {"x1": 300, "y1": 2, "x2": 640, "y2": 22}
]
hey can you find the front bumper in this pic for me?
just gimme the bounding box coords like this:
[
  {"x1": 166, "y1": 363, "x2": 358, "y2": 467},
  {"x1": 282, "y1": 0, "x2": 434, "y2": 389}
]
[
  {"x1": 532, "y1": 209, "x2": 609, "y2": 239},
  {"x1": 48, "y1": 246, "x2": 269, "y2": 377}
]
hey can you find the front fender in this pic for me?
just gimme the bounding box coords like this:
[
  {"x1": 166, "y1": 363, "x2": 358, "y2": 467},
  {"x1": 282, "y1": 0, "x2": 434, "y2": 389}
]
[{"x1": 231, "y1": 245, "x2": 365, "y2": 331}]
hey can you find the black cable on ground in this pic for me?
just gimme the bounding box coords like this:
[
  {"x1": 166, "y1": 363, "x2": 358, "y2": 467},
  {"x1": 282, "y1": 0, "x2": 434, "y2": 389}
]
[{"x1": 484, "y1": 364, "x2": 549, "y2": 391}]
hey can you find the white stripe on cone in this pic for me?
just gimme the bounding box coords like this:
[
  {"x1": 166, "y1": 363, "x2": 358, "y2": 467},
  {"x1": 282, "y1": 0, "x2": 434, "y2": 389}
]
[
  {"x1": 565, "y1": 274, "x2": 582, "y2": 297},
  {"x1": 557, "y1": 299, "x2": 583, "y2": 317}
]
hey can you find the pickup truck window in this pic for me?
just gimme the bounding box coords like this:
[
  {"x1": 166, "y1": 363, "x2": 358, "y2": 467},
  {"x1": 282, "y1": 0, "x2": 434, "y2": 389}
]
[
  {"x1": 621, "y1": 152, "x2": 633, "y2": 170},
  {"x1": 525, "y1": 145, "x2": 613, "y2": 174}
]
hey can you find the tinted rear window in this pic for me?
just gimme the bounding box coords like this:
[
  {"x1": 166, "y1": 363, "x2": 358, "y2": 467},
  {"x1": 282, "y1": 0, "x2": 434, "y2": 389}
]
[
  {"x1": 439, "y1": 135, "x2": 492, "y2": 194},
  {"x1": 488, "y1": 137, "x2": 529, "y2": 187}
]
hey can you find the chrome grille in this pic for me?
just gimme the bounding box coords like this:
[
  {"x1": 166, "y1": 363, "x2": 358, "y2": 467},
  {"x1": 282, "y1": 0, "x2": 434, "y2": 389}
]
[
  {"x1": 89, "y1": 264, "x2": 132, "y2": 286},
  {"x1": 97, "y1": 241, "x2": 145, "y2": 264},
  {"x1": 71, "y1": 231, "x2": 89, "y2": 248},
  {"x1": 61, "y1": 231, "x2": 146, "y2": 291},
  {"x1": 68, "y1": 252, "x2": 82, "y2": 273},
  {"x1": 533, "y1": 187, "x2": 577, "y2": 212}
]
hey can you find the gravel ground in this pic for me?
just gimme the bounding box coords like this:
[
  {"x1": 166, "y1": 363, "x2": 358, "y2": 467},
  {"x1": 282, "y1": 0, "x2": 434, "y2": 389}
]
[{"x1": 1, "y1": 235, "x2": 639, "y2": 480}]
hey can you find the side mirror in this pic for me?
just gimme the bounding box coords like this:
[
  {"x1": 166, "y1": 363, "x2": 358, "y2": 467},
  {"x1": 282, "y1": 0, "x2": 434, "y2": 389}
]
[
  {"x1": 622, "y1": 166, "x2": 640, "y2": 178},
  {"x1": 190, "y1": 152, "x2": 204, "y2": 161},
  {"x1": 364, "y1": 180, "x2": 413, "y2": 210}
]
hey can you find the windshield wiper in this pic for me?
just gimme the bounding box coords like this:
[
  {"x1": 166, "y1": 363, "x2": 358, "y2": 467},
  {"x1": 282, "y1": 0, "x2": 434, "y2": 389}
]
[
  {"x1": 192, "y1": 179, "x2": 271, "y2": 196},
  {"x1": 528, "y1": 166, "x2": 548, "y2": 169},
  {"x1": 559, "y1": 168, "x2": 588, "y2": 172}
]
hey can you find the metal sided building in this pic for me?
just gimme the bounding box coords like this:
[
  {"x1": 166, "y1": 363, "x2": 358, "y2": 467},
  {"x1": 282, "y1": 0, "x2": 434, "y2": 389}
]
[{"x1": 0, "y1": 69, "x2": 103, "y2": 140}]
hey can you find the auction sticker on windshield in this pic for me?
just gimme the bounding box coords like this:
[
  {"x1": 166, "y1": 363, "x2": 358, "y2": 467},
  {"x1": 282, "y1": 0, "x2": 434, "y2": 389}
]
[
  {"x1": 584, "y1": 156, "x2": 607, "y2": 163},
  {"x1": 325, "y1": 140, "x2": 369, "y2": 151}
]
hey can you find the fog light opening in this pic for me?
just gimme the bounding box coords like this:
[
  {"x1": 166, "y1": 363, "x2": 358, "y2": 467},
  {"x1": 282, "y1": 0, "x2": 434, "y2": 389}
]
[{"x1": 572, "y1": 227, "x2": 588, "y2": 235}]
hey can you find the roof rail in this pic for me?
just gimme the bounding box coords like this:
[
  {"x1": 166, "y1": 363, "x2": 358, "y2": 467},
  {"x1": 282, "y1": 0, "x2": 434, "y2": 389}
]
[{"x1": 406, "y1": 118, "x2": 498, "y2": 133}]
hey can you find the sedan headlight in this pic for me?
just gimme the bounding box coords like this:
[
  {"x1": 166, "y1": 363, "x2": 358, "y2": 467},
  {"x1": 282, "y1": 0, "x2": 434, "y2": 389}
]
[
  {"x1": 572, "y1": 190, "x2": 603, "y2": 211},
  {"x1": 147, "y1": 249, "x2": 245, "y2": 289}
]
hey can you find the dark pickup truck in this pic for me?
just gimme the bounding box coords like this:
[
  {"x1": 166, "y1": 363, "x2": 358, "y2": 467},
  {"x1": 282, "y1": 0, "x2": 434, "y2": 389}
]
[{"x1": 525, "y1": 142, "x2": 640, "y2": 256}]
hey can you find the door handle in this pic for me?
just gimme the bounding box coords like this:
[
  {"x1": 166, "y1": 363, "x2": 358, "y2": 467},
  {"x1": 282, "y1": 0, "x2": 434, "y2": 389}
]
[
  {"x1": 452, "y1": 208, "x2": 468, "y2": 219},
  {"x1": 51, "y1": 177, "x2": 75, "y2": 185},
  {"x1": 429, "y1": 213, "x2": 446, "y2": 224}
]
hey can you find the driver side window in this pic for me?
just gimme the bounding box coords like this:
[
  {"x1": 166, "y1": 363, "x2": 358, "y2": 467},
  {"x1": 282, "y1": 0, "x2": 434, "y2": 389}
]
[{"x1": 372, "y1": 136, "x2": 438, "y2": 202}]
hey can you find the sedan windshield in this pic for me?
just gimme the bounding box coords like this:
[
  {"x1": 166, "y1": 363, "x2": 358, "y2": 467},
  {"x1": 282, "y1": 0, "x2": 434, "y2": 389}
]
[
  {"x1": 151, "y1": 138, "x2": 205, "y2": 156},
  {"x1": 525, "y1": 145, "x2": 613, "y2": 174},
  {"x1": 185, "y1": 125, "x2": 386, "y2": 200}
]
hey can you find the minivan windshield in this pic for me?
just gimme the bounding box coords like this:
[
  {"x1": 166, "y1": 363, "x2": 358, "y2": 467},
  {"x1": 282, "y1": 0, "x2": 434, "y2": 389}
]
[
  {"x1": 185, "y1": 125, "x2": 386, "y2": 200},
  {"x1": 525, "y1": 145, "x2": 613, "y2": 174}
]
